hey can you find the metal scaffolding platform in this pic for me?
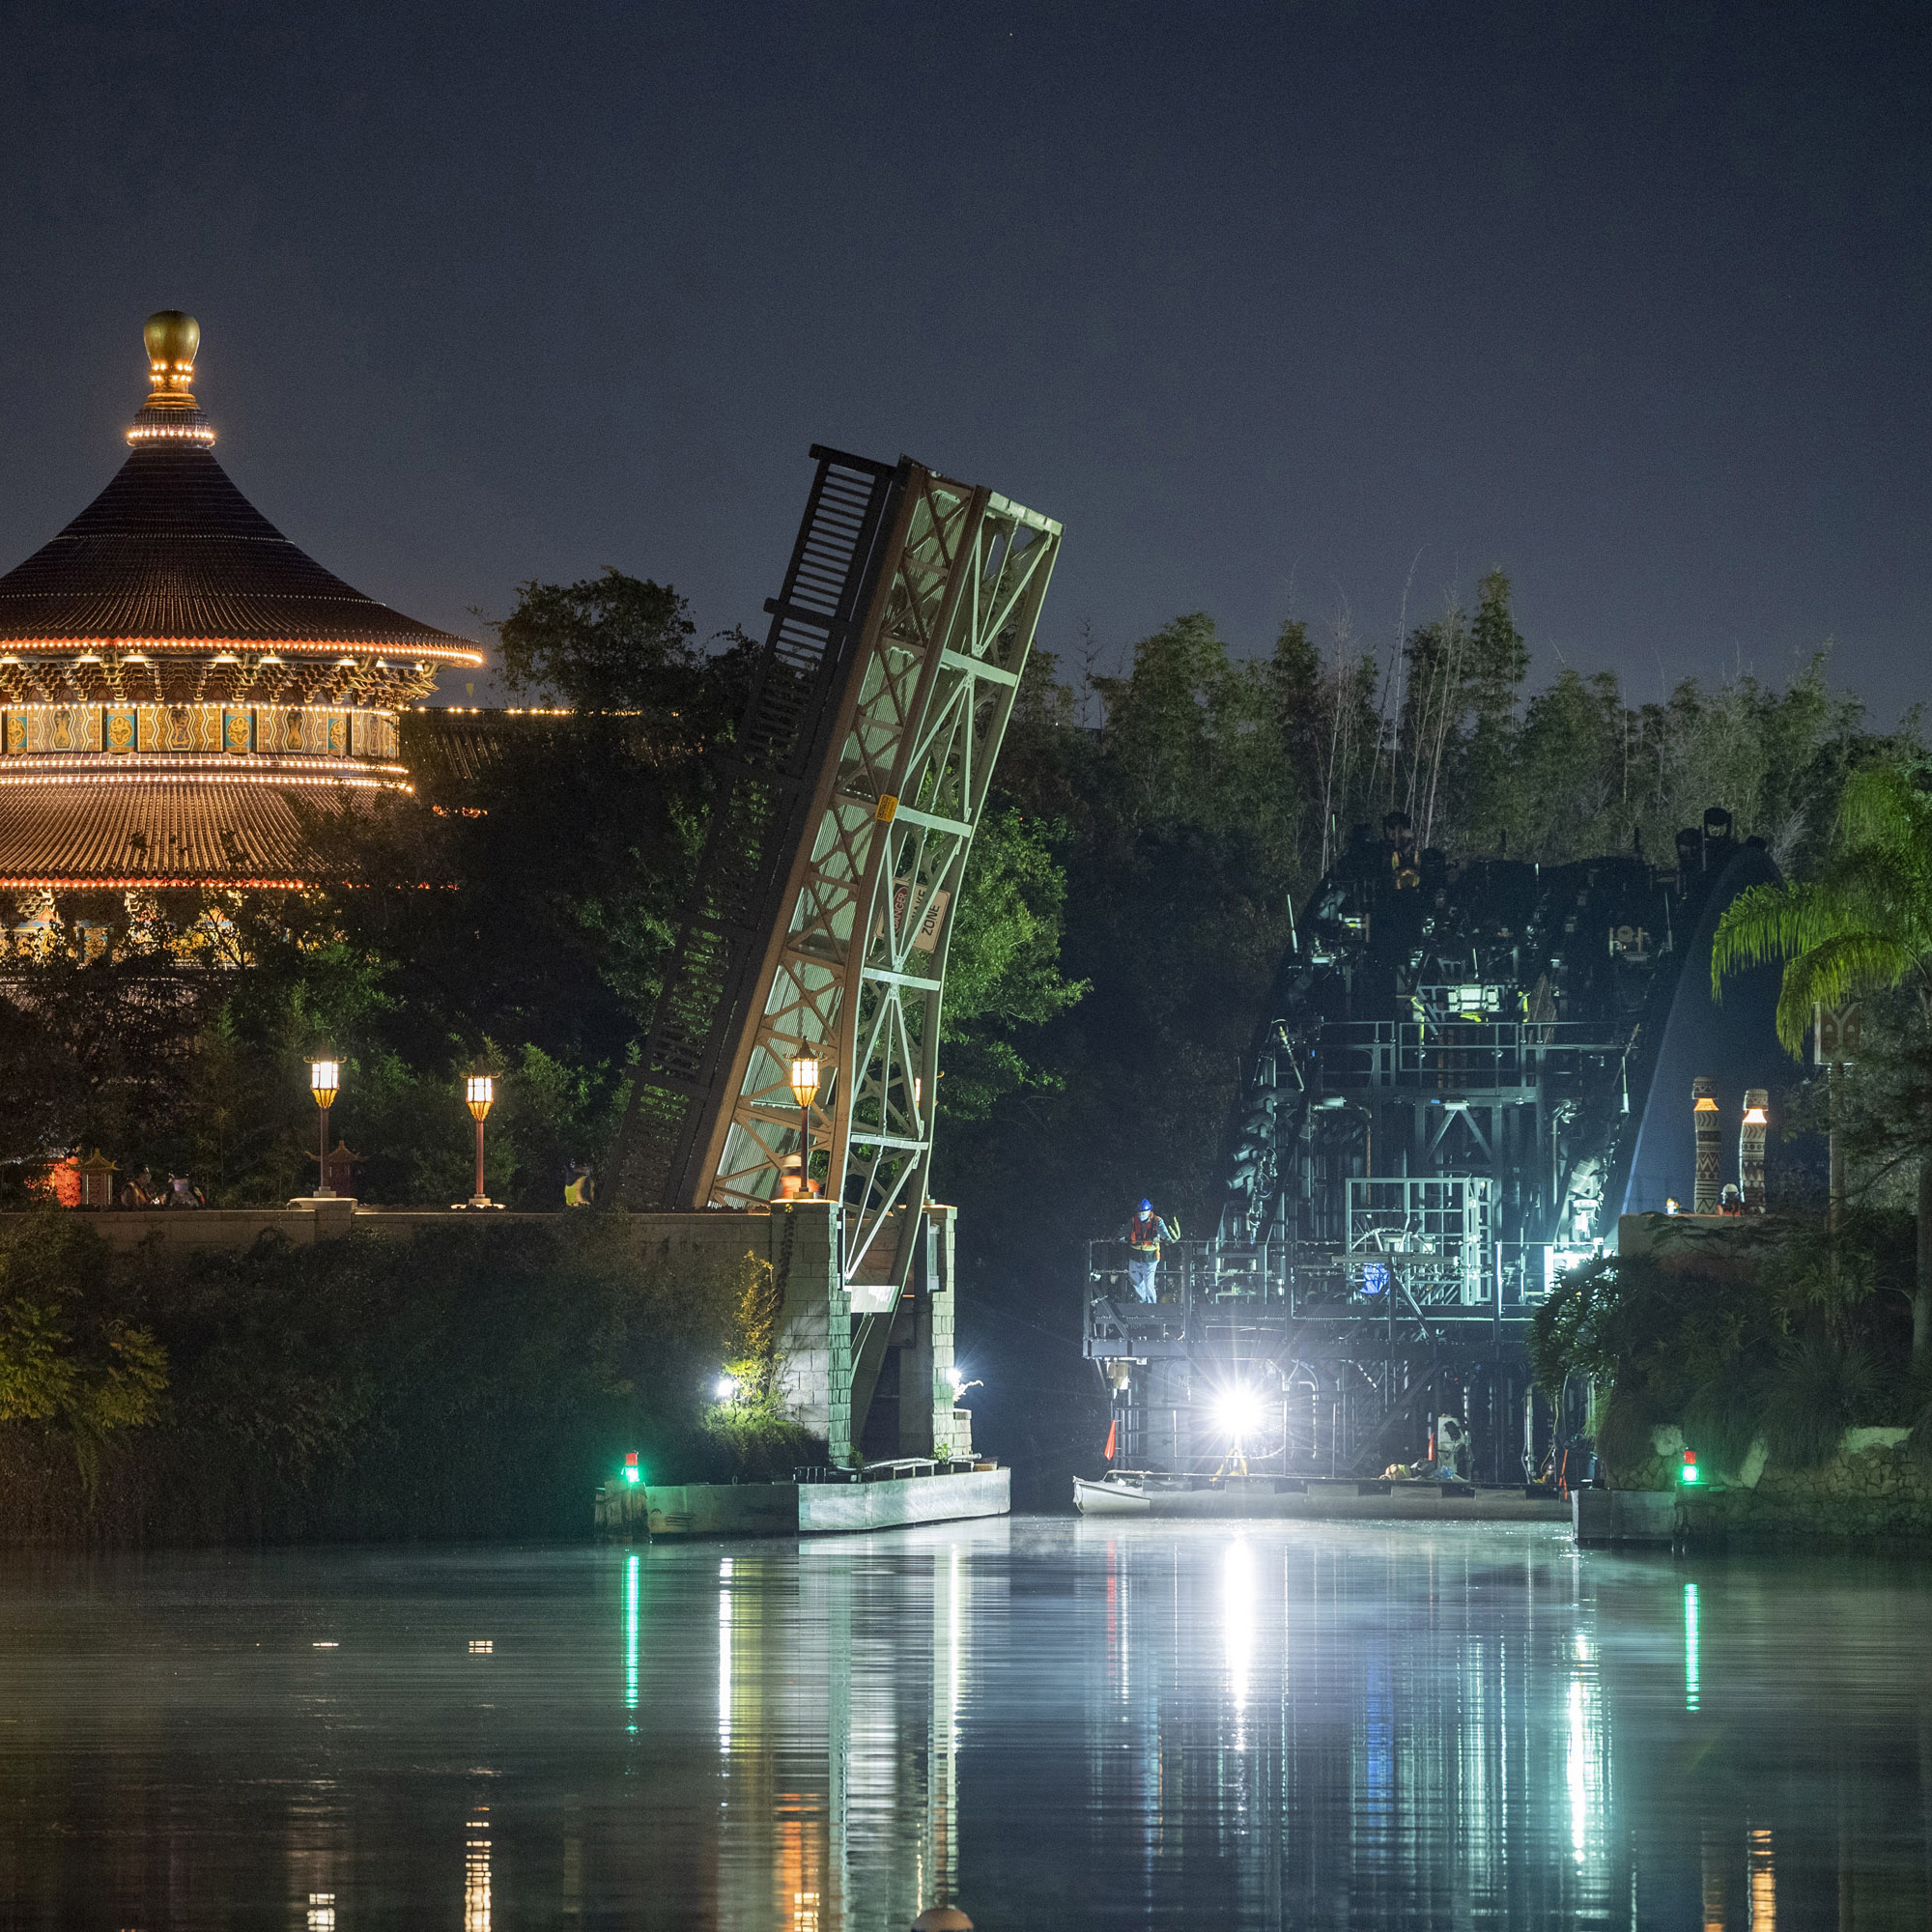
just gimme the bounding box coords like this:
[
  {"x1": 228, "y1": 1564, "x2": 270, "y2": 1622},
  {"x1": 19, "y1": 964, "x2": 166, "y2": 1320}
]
[{"x1": 1085, "y1": 810, "x2": 1777, "y2": 1485}]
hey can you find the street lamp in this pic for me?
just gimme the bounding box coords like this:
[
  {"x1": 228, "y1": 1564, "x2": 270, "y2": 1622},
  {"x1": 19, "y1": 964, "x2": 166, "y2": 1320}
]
[
  {"x1": 309, "y1": 1058, "x2": 340, "y2": 1199},
  {"x1": 461, "y1": 1074, "x2": 497, "y2": 1209},
  {"x1": 788, "y1": 1051, "x2": 819, "y2": 1198}
]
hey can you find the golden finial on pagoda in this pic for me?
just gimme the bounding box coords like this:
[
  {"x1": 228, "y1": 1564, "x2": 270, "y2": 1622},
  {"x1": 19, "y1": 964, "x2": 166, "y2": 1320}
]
[
  {"x1": 128, "y1": 310, "x2": 214, "y2": 446},
  {"x1": 142, "y1": 310, "x2": 201, "y2": 407}
]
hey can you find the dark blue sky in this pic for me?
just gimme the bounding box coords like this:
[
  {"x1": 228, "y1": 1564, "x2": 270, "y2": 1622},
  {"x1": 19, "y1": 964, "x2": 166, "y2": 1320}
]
[{"x1": 2, "y1": 2, "x2": 1927, "y2": 715}]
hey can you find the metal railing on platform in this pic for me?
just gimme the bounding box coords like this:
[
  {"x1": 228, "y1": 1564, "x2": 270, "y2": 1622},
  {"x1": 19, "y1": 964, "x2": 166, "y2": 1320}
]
[
  {"x1": 1083, "y1": 1234, "x2": 1577, "y2": 1357},
  {"x1": 1311, "y1": 1019, "x2": 1626, "y2": 1093}
]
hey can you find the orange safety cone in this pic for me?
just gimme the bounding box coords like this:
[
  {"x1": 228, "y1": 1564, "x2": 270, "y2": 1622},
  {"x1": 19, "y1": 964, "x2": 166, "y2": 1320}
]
[{"x1": 1104, "y1": 1418, "x2": 1118, "y2": 1462}]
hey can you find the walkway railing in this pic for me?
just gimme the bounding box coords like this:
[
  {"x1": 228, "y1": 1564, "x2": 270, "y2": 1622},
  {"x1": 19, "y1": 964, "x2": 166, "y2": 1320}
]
[
  {"x1": 1311, "y1": 1019, "x2": 1626, "y2": 1092},
  {"x1": 1082, "y1": 1235, "x2": 1579, "y2": 1357}
]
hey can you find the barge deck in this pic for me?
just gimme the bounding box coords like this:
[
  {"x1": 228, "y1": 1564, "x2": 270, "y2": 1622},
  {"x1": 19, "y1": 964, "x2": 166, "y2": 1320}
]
[{"x1": 1074, "y1": 1470, "x2": 1569, "y2": 1522}]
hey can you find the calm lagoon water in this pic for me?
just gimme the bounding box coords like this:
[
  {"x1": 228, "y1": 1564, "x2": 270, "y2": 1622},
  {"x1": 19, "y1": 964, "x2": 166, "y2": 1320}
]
[{"x1": 0, "y1": 1518, "x2": 1926, "y2": 1928}]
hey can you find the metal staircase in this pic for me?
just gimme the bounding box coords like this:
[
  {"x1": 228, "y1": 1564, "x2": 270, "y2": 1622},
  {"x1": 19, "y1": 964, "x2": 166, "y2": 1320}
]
[{"x1": 610, "y1": 447, "x2": 904, "y2": 1210}]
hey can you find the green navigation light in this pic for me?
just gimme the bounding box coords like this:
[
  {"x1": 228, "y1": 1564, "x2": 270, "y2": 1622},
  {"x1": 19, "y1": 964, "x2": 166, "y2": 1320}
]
[
  {"x1": 623, "y1": 1452, "x2": 641, "y2": 1486},
  {"x1": 1679, "y1": 1449, "x2": 1701, "y2": 1486}
]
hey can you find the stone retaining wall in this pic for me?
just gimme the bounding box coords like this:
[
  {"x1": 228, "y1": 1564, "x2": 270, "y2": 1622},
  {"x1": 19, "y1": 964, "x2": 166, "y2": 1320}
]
[
  {"x1": 0, "y1": 1197, "x2": 966, "y2": 1472},
  {"x1": 1623, "y1": 1422, "x2": 1932, "y2": 1542}
]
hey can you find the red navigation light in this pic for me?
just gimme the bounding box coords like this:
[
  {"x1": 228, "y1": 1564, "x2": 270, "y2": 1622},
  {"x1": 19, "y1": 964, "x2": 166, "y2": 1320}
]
[{"x1": 1680, "y1": 1448, "x2": 1701, "y2": 1486}]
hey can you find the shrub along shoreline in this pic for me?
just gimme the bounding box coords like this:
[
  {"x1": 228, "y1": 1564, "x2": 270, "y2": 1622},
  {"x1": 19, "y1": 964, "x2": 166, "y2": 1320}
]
[
  {"x1": 1532, "y1": 1214, "x2": 1932, "y2": 1526},
  {"x1": 0, "y1": 1213, "x2": 821, "y2": 1546}
]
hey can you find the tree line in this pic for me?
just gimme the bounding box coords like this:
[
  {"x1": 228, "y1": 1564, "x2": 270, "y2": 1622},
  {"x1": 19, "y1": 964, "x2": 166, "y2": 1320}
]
[
  {"x1": 0, "y1": 567, "x2": 1908, "y2": 1240},
  {"x1": 0, "y1": 563, "x2": 1919, "y2": 1506}
]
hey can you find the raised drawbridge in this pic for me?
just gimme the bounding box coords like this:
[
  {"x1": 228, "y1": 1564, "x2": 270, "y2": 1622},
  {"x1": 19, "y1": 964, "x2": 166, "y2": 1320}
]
[{"x1": 611, "y1": 446, "x2": 1061, "y2": 1319}]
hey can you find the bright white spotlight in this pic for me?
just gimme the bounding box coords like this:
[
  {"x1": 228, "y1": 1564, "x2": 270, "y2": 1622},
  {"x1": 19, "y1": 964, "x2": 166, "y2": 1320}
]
[
  {"x1": 1215, "y1": 1385, "x2": 1264, "y2": 1438},
  {"x1": 715, "y1": 1375, "x2": 739, "y2": 1402}
]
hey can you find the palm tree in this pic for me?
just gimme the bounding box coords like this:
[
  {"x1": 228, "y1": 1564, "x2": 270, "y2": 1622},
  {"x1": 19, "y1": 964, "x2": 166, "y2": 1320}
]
[{"x1": 1712, "y1": 763, "x2": 1932, "y2": 1363}]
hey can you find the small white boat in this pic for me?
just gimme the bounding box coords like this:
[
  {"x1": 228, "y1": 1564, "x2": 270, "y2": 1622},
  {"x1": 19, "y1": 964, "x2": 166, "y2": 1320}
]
[{"x1": 1071, "y1": 1471, "x2": 1160, "y2": 1515}]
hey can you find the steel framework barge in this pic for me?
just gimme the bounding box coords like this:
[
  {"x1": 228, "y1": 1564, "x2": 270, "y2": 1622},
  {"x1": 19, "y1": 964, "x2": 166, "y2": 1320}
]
[{"x1": 1079, "y1": 808, "x2": 1797, "y2": 1515}]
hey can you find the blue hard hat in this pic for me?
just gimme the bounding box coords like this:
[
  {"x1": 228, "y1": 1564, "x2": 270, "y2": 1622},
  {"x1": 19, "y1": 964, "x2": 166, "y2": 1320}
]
[{"x1": 1139, "y1": 1198, "x2": 1152, "y2": 1211}]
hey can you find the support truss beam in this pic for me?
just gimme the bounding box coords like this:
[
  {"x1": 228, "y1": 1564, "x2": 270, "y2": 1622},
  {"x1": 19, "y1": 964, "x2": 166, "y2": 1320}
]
[{"x1": 611, "y1": 444, "x2": 1062, "y2": 1318}]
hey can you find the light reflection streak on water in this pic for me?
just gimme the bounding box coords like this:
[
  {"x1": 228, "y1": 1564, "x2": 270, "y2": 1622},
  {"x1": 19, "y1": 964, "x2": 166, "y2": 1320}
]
[
  {"x1": 1566, "y1": 1628, "x2": 1604, "y2": 1874},
  {"x1": 1685, "y1": 1581, "x2": 1701, "y2": 1712},
  {"x1": 1748, "y1": 1825, "x2": 1776, "y2": 1927},
  {"x1": 930, "y1": 1546, "x2": 963, "y2": 1914},
  {"x1": 1113, "y1": 1530, "x2": 1128, "y2": 1700},
  {"x1": 947, "y1": 1546, "x2": 963, "y2": 1754},
  {"x1": 1222, "y1": 1537, "x2": 1253, "y2": 1734},
  {"x1": 624, "y1": 1551, "x2": 639, "y2": 1718},
  {"x1": 718, "y1": 1556, "x2": 734, "y2": 1753},
  {"x1": 464, "y1": 1809, "x2": 491, "y2": 1932}
]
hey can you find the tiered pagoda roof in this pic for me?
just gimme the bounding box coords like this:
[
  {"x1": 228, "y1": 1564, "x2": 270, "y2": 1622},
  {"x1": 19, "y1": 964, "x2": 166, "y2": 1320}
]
[{"x1": 0, "y1": 312, "x2": 481, "y2": 891}]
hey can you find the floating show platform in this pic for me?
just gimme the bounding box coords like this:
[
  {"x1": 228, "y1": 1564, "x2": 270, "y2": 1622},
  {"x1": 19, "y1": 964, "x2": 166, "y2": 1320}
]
[
  {"x1": 599, "y1": 1462, "x2": 1010, "y2": 1541},
  {"x1": 1074, "y1": 1470, "x2": 1569, "y2": 1522}
]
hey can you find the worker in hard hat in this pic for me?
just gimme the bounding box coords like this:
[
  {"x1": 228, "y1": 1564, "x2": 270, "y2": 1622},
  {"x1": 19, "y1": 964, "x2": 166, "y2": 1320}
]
[{"x1": 1126, "y1": 1199, "x2": 1179, "y2": 1303}]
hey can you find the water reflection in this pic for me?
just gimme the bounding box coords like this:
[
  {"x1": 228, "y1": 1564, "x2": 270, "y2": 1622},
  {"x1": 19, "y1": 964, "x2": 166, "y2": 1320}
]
[
  {"x1": 0, "y1": 1527, "x2": 1924, "y2": 1925},
  {"x1": 623, "y1": 1550, "x2": 639, "y2": 1719},
  {"x1": 1222, "y1": 1535, "x2": 1253, "y2": 1723},
  {"x1": 464, "y1": 1807, "x2": 491, "y2": 1932},
  {"x1": 1685, "y1": 1577, "x2": 1702, "y2": 1712},
  {"x1": 1749, "y1": 1824, "x2": 1776, "y2": 1928}
]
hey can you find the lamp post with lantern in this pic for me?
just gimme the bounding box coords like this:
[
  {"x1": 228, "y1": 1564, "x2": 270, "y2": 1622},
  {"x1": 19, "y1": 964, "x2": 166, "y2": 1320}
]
[
  {"x1": 788, "y1": 1052, "x2": 820, "y2": 1199},
  {"x1": 460, "y1": 1074, "x2": 499, "y2": 1209},
  {"x1": 309, "y1": 1059, "x2": 340, "y2": 1199}
]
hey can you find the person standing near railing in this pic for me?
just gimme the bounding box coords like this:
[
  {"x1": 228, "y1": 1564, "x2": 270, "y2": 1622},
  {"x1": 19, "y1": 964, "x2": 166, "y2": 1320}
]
[{"x1": 1126, "y1": 1199, "x2": 1180, "y2": 1303}]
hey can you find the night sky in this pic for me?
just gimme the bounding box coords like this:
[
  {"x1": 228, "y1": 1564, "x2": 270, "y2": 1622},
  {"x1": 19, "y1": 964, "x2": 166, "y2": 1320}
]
[{"x1": 2, "y1": 3, "x2": 1927, "y2": 716}]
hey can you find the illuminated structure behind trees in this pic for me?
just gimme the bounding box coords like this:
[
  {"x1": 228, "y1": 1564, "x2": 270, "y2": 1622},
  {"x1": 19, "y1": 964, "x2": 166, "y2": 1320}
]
[{"x1": 1087, "y1": 808, "x2": 1795, "y2": 1484}]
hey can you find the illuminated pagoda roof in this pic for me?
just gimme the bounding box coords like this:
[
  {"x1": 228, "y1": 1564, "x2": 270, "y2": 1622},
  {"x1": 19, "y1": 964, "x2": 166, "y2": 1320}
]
[
  {"x1": 0, "y1": 781, "x2": 312, "y2": 891},
  {"x1": 0, "y1": 444, "x2": 468, "y2": 659},
  {"x1": 0, "y1": 312, "x2": 482, "y2": 892}
]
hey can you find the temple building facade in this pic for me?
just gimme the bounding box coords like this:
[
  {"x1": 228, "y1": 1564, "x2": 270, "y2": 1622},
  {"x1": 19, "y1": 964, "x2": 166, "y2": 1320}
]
[{"x1": 0, "y1": 312, "x2": 480, "y2": 901}]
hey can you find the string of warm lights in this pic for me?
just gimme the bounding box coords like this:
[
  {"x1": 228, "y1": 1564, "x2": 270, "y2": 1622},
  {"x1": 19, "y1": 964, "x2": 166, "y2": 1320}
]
[
  {"x1": 1, "y1": 702, "x2": 405, "y2": 717},
  {"x1": 0, "y1": 754, "x2": 407, "y2": 777},
  {"x1": 125, "y1": 421, "x2": 217, "y2": 446},
  {"x1": 0, "y1": 873, "x2": 309, "y2": 890},
  {"x1": 0, "y1": 639, "x2": 480, "y2": 663},
  {"x1": 0, "y1": 769, "x2": 406, "y2": 790}
]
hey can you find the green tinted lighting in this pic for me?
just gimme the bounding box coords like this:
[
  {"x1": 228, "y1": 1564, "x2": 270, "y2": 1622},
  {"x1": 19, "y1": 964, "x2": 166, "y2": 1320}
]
[
  {"x1": 1680, "y1": 1449, "x2": 1701, "y2": 1486},
  {"x1": 623, "y1": 1452, "x2": 641, "y2": 1486}
]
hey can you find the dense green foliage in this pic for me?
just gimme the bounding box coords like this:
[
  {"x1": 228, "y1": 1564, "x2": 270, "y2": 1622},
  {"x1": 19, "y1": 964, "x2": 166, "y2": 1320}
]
[
  {"x1": 1713, "y1": 762, "x2": 1932, "y2": 1358},
  {"x1": 941, "y1": 599, "x2": 1913, "y2": 1492},
  {"x1": 1530, "y1": 1218, "x2": 1927, "y2": 1482},
  {"x1": 1714, "y1": 765, "x2": 1932, "y2": 1053},
  {"x1": 938, "y1": 596, "x2": 1907, "y2": 1273},
  {"x1": 0, "y1": 1212, "x2": 806, "y2": 1544},
  {"x1": 0, "y1": 1217, "x2": 166, "y2": 1440},
  {"x1": 497, "y1": 566, "x2": 726, "y2": 724}
]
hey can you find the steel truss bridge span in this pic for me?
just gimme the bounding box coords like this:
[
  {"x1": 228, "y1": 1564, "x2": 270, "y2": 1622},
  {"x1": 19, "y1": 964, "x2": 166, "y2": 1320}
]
[{"x1": 611, "y1": 445, "x2": 1061, "y2": 1304}]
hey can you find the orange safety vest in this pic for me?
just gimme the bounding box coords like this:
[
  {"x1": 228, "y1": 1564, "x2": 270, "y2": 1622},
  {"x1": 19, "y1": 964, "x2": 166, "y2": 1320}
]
[{"x1": 1129, "y1": 1211, "x2": 1162, "y2": 1253}]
